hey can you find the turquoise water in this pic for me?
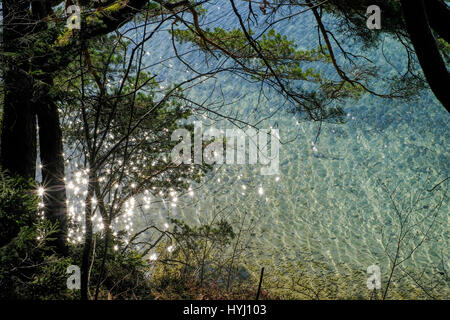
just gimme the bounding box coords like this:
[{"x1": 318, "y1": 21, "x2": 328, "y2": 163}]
[{"x1": 127, "y1": 2, "x2": 449, "y2": 297}]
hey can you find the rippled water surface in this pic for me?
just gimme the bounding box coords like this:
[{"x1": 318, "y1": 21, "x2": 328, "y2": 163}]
[{"x1": 134, "y1": 2, "x2": 449, "y2": 297}]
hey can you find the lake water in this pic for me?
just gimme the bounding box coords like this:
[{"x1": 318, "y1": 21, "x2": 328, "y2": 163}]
[{"x1": 126, "y1": 2, "x2": 449, "y2": 298}]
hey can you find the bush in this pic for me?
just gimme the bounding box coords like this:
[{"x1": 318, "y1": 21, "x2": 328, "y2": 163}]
[
  {"x1": 0, "y1": 169, "x2": 73, "y2": 299},
  {"x1": 68, "y1": 233, "x2": 152, "y2": 300},
  {"x1": 0, "y1": 170, "x2": 37, "y2": 247},
  {"x1": 149, "y1": 219, "x2": 263, "y2": 299}
]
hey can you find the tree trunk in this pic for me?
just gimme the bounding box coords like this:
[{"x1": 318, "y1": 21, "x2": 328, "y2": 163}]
[
  {"x1": 1, "y1": 1, "x2": 68, "y2": 254},
  {"x1": 81, "y1": 179, "x2": 95, "y2": 300},
  {"x1": 401, "y1": 0, "x2": 450, "y2": 112},
  {"x1": 95, "y1": 225, "x2": 111, "y2": 300},
  {"x1": 1, "y1": 1, "x2": 36, "y2": 179},
  {"x1": 1, "y1": 71, "x2": 36, "y2": 179},
  {"x1": 424, "y1": 0, "x2": 450, "y2": 43},
  {"x1": 36, "y1": 76, "x2": 68, "y2": 255}
]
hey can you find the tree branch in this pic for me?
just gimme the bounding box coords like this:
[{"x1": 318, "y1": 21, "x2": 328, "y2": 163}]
[{"x1": 401, "y1": 0, "x2": 450, "y2": 112}]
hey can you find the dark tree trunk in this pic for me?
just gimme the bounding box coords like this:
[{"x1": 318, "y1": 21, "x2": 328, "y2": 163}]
[
  {"x1": 1, "y1": 1, "x2": 36, "y2": 179},
  {"x1": 81, "y1": 180, "x2": 95, "y2": 300},
  {"x1": 401, "y1": 0, "x2": 450, "y2": 112},
  {"x1": 93, "y1": 180, "x2": 112, "y2": 300},
  {"x1": 94, "y1": 225, "x2": 111, "y2": 300},
  {"x1": 1, "y1": 1, "x2": 68, "y2": 254},
  {"x1": 424, "y1": 0, "x2": 450, "y2": 43},
  {"x1": 1, "y1": 71, "x2": 36, "y2": 179},
  {"x1": 36, "y1": 76, "x2": 68, "y2": 255}
]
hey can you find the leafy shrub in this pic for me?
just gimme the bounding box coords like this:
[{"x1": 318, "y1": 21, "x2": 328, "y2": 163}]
[
  {"x1": 0, "y1": 170, "x2": 37, "y2": 247},
  {"x1": 149, "y1": 219, "x2": 263, "y2": 299},
  {"x1": 0, "y1": 169, "x2": 73, "y2": 299},
  {"x1": 69, "y1": 233, "x2": 152, "y2": 300}
]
